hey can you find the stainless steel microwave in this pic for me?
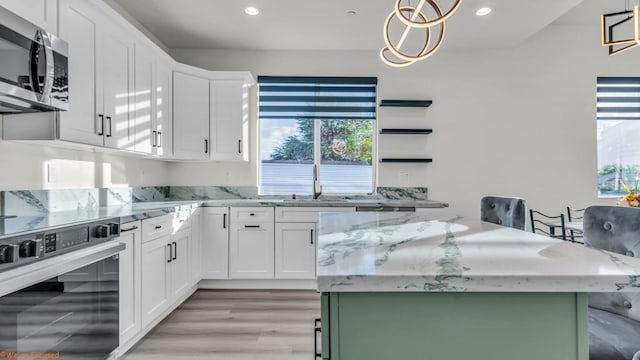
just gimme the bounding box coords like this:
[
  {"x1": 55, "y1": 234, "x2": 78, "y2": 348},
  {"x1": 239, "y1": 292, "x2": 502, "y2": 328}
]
[{"x1": 0, "y1": 6, "x2": 68, "y2": 113}]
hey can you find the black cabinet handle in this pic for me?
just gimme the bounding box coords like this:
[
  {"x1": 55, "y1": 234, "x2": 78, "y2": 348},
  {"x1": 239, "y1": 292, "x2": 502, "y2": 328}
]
[
  {"x1": 106, "y1": 116, "x2": 112, "y2": 137},
  {"x1": 97, "y1": 114, "x2": 104, "y2": 136},
  {"x1": 152, "y1": 131, "x2": 157, "y2": 147},
  {"x1": 311, "y1": 229, "x2": 314, "y2": 245},
  {"x1": 121, "y1": 226, "x2": 139, "y2": 233},
  {"x1": 205, "y1": 139, "x2": 209, "y2": 154},
  {"x1": 158, "y1": 131, "x2": 162, "y2": 148},
  {"x1": 155, "y1": 225, "x2": 162, "y2": 230},
  {"x1": 223, "y1": 213, "x2": 227, "y2": 229},
  {"x1": 167, "y1": 243, "x2": 172, "y2": 263},
  {"x1": 238, "y1": 139, "x2": 242, "y2": 154},
  {"x1": 244, "y1": 225, "x2": 260, "y2": 229},
  {"x1": 172, "y1": 241, "x2": 177, "y2": 260}
]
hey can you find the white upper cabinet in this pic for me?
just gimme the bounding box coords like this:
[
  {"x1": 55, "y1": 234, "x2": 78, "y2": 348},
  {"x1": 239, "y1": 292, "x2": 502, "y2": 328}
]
[
  {"x1": 133, "y1": 45, "x2": 154, "y2": 154},
  {"x1": 0, "y1": 0, "x2": 57, "y2": 34},
  {"x1": 210, "y1": 79, "x2": 249, "y2": 161},
  {"x1": 58, "y1": 0, "x2": 133, "y2": 149},
  {"x1": 173, "y1": 72, "x2": 210, "y2": 160},
  {"x1": 57, "y1": 0, "x2": 102, "y2": 146},
  {"x1": 101, "y1": 22, "x2": 134, "y2": 150},
  {"x1": 155, "y1": 62, "x2": 173, "y2": 157}
]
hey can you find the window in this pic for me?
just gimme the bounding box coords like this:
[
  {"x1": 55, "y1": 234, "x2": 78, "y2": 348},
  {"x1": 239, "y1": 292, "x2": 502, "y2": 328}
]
[
  {"x1": 259, "y1": 76, "x2": 377, "y2": 195},
  {"x1": 597, "y1": 77, "x2": 640, "y2": 196}
]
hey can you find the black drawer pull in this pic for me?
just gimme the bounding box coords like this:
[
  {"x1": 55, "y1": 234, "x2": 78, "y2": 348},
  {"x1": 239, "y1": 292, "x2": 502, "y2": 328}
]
[
  {"x1": 155, "y1": 225, "x2": 162, "y2": 230},
  {"x1": 167, "y1": 243, "x2": 172, "y2": 263},
  {"x1": 244, "y1": 225, "x2": 261, "y2": 229},
  {"x1": 223, "y1": 213, "x2": 227, "y2": 229},
  {"x1": 172, "y1": 241, "x2": 177, "y2": 260},
  {"x1": 314, "y1": 318, "x2": 322, "y2": 358},
  {"x1": 311, "y1": 229, "x2": 314, "y2": 245},
  {"x1": 121, "y1": 226, "x2": 139, "y2": 233}
]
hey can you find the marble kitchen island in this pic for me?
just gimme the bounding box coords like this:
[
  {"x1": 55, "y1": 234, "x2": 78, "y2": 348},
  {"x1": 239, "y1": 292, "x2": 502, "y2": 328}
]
[{"x1": 317, "y1": 210, "x2": 640, "y2": 360}]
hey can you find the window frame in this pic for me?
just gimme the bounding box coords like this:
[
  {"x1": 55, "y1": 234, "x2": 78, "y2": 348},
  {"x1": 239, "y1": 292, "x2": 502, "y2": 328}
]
[
  {"x1": 257, "y1": 76, "x2": 378, "y2": 196},
  {"x1": 596, "y1": 76, "x2": 640, "y2": 198}
]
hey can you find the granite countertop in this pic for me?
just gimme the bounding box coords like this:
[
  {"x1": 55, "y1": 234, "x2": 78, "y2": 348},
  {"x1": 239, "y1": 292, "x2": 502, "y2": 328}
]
[
  {"x1": 0, "y1": 201, "x2": 201, "y2": 239},
  {"x1": 0, "y1": 198, "x2": 448, "y2": 239},
  {"x1": 202, "y1": 198, "x2": 448, "y2": 208},
  {"x1": 316, "y1": 210, "x2": 640, "y2": 293}
]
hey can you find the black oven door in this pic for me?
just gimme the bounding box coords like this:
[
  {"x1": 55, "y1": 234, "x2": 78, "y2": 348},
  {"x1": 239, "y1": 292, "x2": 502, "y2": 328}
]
[{"x1": 0, "y1": 255, "x2": 119, "y2": 360}]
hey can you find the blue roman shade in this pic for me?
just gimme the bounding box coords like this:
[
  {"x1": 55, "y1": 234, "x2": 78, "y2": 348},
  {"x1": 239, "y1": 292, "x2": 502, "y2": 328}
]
[
  {"x1": 258, "y1": 76, "x2": 377, "y2": 120},
  {"x1": 597, "y1": 77, "x2": 640, "y2": 120}
]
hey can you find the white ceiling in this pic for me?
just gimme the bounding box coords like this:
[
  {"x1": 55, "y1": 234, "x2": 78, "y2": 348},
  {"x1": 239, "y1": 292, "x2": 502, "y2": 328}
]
[{"x1": 112, "y1": 0, "x2": 588, "y2": 51}]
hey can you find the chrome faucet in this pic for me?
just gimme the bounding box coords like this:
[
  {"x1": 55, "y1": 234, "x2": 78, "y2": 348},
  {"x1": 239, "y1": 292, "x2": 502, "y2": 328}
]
[{"x1": 313, "y1": 164, "x2": 322, "y2": 199}]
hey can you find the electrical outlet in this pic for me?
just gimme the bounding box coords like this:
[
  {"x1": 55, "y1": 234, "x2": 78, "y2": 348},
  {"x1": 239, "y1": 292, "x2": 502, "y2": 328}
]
[{"x1": 47, "y1": 164, "x2": 56, "y2": 184}]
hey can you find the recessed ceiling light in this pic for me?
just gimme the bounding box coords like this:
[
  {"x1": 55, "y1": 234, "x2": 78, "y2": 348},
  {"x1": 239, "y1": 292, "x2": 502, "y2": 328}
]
[
  {"x1": 245, "y1": 6, "x2": 260, "y2": 16},
  {"x1": 347, "y1": 10, "x2": 357, "y2": 16},
  {"x1": 475, "y1": 7, "x2": 492, "y2": 16}
]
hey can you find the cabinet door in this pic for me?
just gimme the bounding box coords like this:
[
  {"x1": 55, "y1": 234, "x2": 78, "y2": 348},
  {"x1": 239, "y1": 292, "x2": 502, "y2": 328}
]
[
  {"x1": 141, "y1": 234, "x2": 171, "y2": 328},
  {"x1": 133, "y1": 45, "x2": 154, "y2": 154},
  {"x1": 57, "y1": 0, "x2": 103, "y2": 146},
  {"x1": 210, "y1": 79, "x2": 248, "y2": 161},
  {"x1": 275, "y1": 223, "x2": 316, "y2": 279},
  {"x1": 202, "y1": 207, "x2": 229, "y2": 279},
  {"x1": 102, "y1": 24, "x2": 133, "y2": 150},
  {"x1": 170, "y1": 229, "x2": 191, "y2": 300},
  {"x1": 173, "y1": 72, "x2": 209, "y2": 160},
  {"x1": 229, "y1": 221, "x2": 274, "y2": 279},
  {"x1": 118, "y1": 223, "x2": 142, "y2": 346},
  {"x1": 190, "y1": 209, "x2": 202, "y2": 285},
  {"x1": 155, "y1": 62, "x2": 173, "y2": 157},
  {"x1": 0, "y1": 0, "x2": 57, "y2": 34}
]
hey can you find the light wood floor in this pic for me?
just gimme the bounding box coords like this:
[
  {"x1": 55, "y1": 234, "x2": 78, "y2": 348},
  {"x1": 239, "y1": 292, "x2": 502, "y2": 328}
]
[{"x1": 123, "y1": 290, "x2": 321, "y2": 360}]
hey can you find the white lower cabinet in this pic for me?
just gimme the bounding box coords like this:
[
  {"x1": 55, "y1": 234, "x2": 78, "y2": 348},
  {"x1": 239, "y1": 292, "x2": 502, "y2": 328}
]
[
  {"x1": 118, "y1": 222, "x2": 142, "y2": 346},
  {"x1": 229, "y1": 207, "x2": 274, "y2": 279},
  {"x1": 202, "y1": 207, "x2": 229, "y2": 279},
  {"x1": 190, "y1": 208, "x2": 202, "y2": 285},
  {"x1": 141, "y1": 231, "x2": 172, "y2": 328},
  {"x1": 275, "y1": 223, "x2": 316, "y2": 279},
  {"x1": 170, "y1": 229, "x2": 191, "y2": 299}
]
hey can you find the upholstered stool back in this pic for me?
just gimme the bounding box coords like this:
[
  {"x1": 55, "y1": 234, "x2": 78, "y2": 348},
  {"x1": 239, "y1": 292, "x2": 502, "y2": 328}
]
[
  {"x1": 584, "y1": 205, "x2": 640, "y2": 322},
  {"x1": 480, "y1": 196, "x2": 527, "y2": 230}
]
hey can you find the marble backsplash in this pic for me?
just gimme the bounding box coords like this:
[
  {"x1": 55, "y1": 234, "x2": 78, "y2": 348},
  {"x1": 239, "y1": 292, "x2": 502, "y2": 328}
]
[
  {"x1": 2, "y1": 187, "x2": 133, "y2": 216},
  {"x1": 1, "y1": 186, "x2": 428, "y2": 215},
  {"x1": 133, "y1": 186, "x2": 429, "y2": 202}
]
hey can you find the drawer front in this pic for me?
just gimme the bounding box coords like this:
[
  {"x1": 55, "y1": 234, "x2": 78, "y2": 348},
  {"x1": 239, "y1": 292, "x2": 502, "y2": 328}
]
[
  {"x1": 275, "y1": 207, "x2": 355, "y2": 223},
  {"x1": 173, "y1": 209, "x2": 192, "y2": 231},
  {"x1": 142, "y1": 214, "x2": 173, "y2": 242},
  {"x1": 230, "y1": 207, "x2": 274, "y2": 222}
]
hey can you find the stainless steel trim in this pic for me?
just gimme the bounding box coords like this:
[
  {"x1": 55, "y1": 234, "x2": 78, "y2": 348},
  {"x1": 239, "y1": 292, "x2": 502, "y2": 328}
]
[
  {"x1": 121, "y1": 226, "x2": 139, "y2": 233},
  {"x1": 0, "y1": 7, "x2": 68, "y2": 113},
  {"x1": 0, "y1": 241, "x2": 125, "y2": 297},
  {"x1": 39, "y1": 30, "x2": 55, "y2": 103}
]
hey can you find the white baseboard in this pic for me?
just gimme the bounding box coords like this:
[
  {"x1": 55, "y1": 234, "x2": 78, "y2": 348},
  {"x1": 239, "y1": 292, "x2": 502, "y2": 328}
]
[{"x1": 198, "y1": 279, "x2": 318, "y2": 290}]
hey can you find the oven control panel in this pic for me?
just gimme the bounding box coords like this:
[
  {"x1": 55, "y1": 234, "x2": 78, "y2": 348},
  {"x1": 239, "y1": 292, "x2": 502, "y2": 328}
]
[{"x1": 0, "y1": 218, "x2": 121, "y2": 272}]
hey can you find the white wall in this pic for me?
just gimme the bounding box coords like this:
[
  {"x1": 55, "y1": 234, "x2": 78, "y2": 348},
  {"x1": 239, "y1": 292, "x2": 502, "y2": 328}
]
[
  {"x1": 170, "y1": 23, "x2": 638, "y2": 217},
  {"x1": 0, "y1": 120, "x2": 171, "y2": 190}
]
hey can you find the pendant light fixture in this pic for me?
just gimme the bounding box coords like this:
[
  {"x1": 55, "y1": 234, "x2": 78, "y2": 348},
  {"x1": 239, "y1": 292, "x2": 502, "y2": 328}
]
[
  {"x1": 602, "y1": 1, "x2": 640, "y2": 56},
  {"x1": 381, "y1": 0, "x2": 461, "y2": 67}
]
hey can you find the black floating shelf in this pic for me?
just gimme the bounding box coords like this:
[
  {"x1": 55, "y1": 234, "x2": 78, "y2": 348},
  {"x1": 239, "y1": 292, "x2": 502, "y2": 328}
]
[
  {"x1": 379, "y1": 158, "x2": 433, "y2": 163},
  {"x1": 379, "y1": 128, "x2": 433, "y2": 135},
  {"x1": 380, "y1": 100, "x2": 433, "y2": 107}
]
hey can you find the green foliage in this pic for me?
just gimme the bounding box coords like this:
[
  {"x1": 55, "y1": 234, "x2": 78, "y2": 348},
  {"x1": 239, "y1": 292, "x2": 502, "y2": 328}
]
[{"x1": 270, "y1": 119, "x2": 373, "y2": 165}]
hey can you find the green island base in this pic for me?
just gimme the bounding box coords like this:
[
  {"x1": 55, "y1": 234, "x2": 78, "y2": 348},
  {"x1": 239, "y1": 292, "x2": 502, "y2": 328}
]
[{"x1": 321, "y1": 292, "x2": 589, "y2": 360}]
